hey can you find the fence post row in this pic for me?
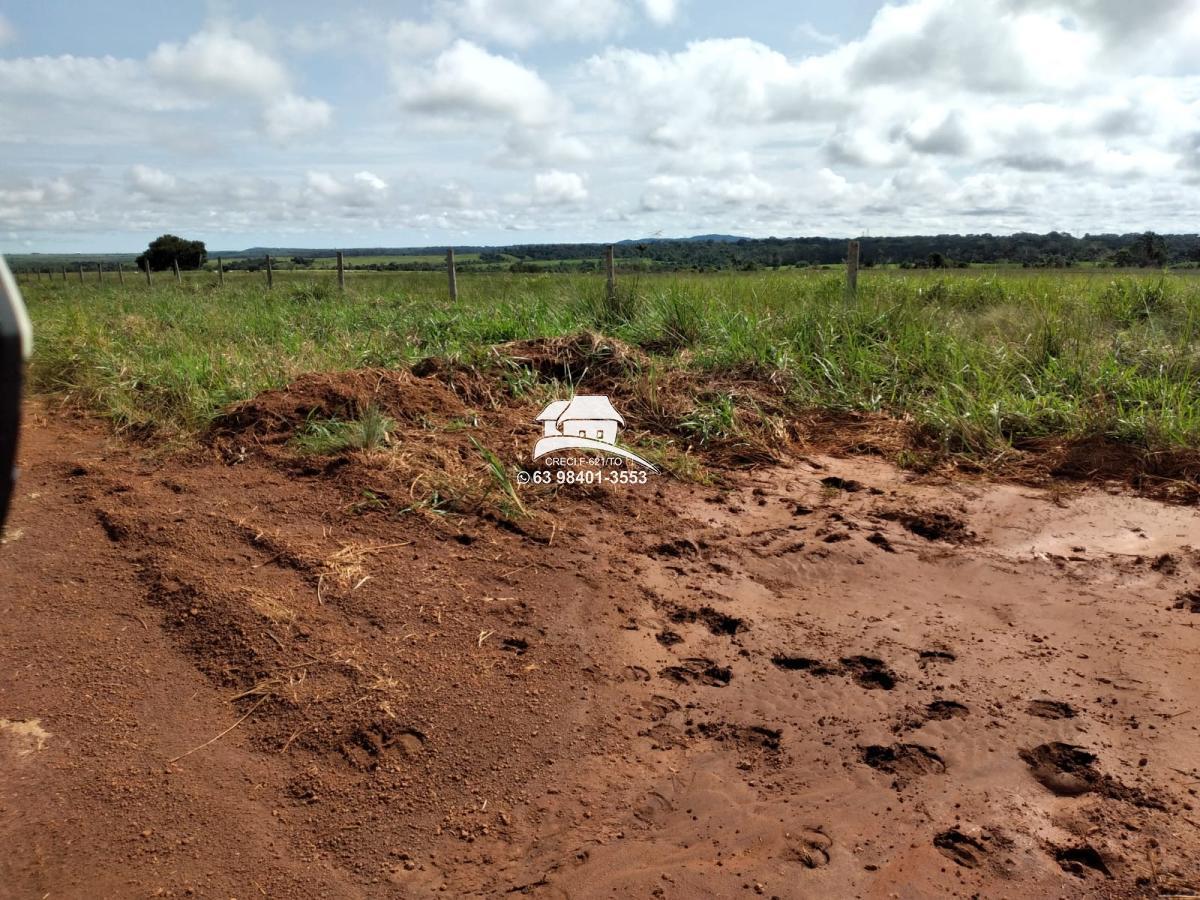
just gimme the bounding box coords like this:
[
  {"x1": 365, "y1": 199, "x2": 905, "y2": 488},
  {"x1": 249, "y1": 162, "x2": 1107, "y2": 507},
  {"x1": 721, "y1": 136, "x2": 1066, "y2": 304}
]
[
  {"x1": 605, "y1": 245, "x2": 617, "y2": 307},
  {"x1": 336, "y1": 251, "x2": 345, "y2": 291},
  {"x1": 846, "y1": 239, "x2": 860, "y2": 299},
  {"x1": 446, "y1": 248, "x2": 457, "y2": 302}
]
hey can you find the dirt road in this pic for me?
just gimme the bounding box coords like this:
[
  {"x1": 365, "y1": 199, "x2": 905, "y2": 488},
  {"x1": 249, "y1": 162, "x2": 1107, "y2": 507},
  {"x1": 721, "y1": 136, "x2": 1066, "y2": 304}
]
[{"x1": 2, "y1": 400, "x2": 1199, "y2": 898}]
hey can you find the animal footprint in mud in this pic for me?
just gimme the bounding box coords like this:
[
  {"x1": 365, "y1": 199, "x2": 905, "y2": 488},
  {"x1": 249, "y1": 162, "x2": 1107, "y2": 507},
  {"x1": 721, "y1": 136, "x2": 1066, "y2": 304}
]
[
  {"x1": 641, "y1": 695, "x2": 681, "y2": 721},
  {"x1": 861, "y1": 743, "x2": 946, "y2": 787},
  {"x1": 341, "y1": 723, "x2": 426, "y2": 771},
  {"x1": 622, "y1": 665, "x2": 652, "y2": 683},
  {"x1": 784, "y1": 827, "x2": 832, "y2": 869},
  {"x1": 1054, "y1": 845, "x2": 1112, "y2": 879},
  {"x1": 841, "y1": 656, "x2": 898, "y2": 690},
  {"x1": 633, "y1": 791, "x2": 673, "y2": 824},
  {"x1": 933, "y1": 829, "x2": 989, "y2": 869},
  {"x1": 660, "y1": 657, "x2": 732, "y2": 687},
  {"x1": 1018, "y1": 742, "x2": 1162, "y2": 808}
]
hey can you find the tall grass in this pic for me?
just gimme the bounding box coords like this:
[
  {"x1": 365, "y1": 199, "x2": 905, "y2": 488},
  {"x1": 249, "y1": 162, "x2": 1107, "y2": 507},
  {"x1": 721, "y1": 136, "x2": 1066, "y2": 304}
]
[{"x1": 19, "y1": 267, "x2": 1200, "y2": 456}]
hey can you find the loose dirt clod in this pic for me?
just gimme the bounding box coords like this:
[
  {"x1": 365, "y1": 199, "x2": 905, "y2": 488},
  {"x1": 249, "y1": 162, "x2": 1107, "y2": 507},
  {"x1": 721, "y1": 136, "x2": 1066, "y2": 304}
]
[{"x1": 1027, "y1": 699, "x2": 1076, "y2": 719}]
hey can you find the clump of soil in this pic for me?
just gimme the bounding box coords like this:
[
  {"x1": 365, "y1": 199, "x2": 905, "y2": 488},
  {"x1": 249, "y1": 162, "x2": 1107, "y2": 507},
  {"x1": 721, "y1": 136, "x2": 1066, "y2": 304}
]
[
  {"x1": 1173, "y1": 589, "x2": 1200, "y2": 613},
  {"x1": 1027, "y1": 699, "x2": 1076, "y2": 719},
  {"x1": 878, "y1": 509, "x2": 975, "y2": 543}
]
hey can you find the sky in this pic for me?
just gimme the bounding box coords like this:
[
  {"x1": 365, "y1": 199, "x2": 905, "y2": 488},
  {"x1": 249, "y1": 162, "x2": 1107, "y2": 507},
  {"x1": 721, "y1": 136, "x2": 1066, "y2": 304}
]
[{"x1": 1, "y1": 0, "x2": 1199, "y2": 252}]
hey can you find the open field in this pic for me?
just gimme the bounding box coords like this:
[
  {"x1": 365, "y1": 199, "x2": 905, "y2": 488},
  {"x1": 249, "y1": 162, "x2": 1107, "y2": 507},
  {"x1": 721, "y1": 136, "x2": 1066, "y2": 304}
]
[{"x1": 4, "y1": 268, "x2": 1200, "y2": 897}]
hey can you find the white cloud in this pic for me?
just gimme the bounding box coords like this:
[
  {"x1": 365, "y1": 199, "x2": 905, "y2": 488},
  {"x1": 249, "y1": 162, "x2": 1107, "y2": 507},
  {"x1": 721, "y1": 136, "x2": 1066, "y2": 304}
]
[
  {"x1": 128, "y1": 165, "x2": 177, "y2": 200},
  {"x1": 388, "y1": 19, "x2": 454, "y2": 57},
  {"x1": 532, "y1": 170, "x2": 588, "y2": 204},
  {"x1": 439, "y1": 0, "x2": 627, "y2": 47},
  {"x1": 305, "y1": 170, "x2": 389, "y2": 205},
  {"x1": 264, "y1": 94, "x2": 333, "y2": 140},
  {"x1": 639, "y1": 0, "x2": 680, "y2": 26},
  {"x1": 403, "y1": 40, "x2": 561, "y2": 127},
  {"x1": 148, "y1": 30, "x2": 290, "y2": 100}
]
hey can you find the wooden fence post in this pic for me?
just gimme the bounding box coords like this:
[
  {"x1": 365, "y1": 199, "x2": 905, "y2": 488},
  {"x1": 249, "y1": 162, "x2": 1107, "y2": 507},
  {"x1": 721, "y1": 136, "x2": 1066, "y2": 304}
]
[
  {"x1": 117, "y1": 262, "x2": 124, "y2": 285},
  {"x1": 97, "y1": 263, "x2": 103, "y2": 282},
  {"x1": 61, "y1": 266, "x2": 67, "y2": 281},
  {"x1": 144, "y1": 261, "x2": 152, "y2": 286},
  {"x1": 336, "y1": 251, "x2": 345, "y2": 291},
  {"x1": 217, "y1": 257, "x2": 224, "y2": 286},
  {"x1": 846, "y1": 240, "x2": 860, "y2": 299},
  {"x1": 266, "y1": 255, "x2": 273, "y2": 289},
  {"x1": 77, "y1": 263, "x2": 84, "y2": 283},
  {"x1": 173, "y1": 258, "x2": 181, "y2": 284},
  {"x1": 446, "y1": 248, "x2": 458, "y2": 301},
  {"x1": 605, "y1": 245, "x2": 617, "y2": 307}
]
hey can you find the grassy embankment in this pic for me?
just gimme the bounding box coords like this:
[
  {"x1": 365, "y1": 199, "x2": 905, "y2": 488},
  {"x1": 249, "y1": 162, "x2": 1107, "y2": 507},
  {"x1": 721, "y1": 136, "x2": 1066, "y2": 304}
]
[{"x1": 19, "y1": 267, "x2": 1200, "y2": 485}]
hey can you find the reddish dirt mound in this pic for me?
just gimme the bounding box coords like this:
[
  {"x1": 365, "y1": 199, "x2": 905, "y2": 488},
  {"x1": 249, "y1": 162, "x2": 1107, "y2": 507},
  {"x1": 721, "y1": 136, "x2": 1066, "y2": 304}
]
[{"x1": 209, "y1": 368, "x2": 471, "y2": 445}]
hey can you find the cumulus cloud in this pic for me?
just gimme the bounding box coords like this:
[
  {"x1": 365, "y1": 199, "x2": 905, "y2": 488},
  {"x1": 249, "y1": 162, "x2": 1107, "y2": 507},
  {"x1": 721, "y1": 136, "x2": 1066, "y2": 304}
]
[
  {"x1": 148, "y1": 30, "x2": 290, "y2": 100},
  {"x1": 532, "y1": 170, "x2": 588, "y2": 204},
  {"x1": 403, "y1": 40, "x2": 561, "y2": 127}
]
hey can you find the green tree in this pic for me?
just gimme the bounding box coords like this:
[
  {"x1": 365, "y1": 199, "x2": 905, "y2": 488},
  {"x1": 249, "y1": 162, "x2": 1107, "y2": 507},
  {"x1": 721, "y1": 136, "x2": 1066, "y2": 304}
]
[{"x1": 136, "y1": 234, "x2": 207, "y2": 272}]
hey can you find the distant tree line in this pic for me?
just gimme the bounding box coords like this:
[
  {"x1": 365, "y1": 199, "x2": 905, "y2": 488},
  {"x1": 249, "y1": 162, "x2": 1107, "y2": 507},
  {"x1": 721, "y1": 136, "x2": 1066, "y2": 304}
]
[{"x1": 13, "y1": 231, "x2": 1200, "y2": 276}]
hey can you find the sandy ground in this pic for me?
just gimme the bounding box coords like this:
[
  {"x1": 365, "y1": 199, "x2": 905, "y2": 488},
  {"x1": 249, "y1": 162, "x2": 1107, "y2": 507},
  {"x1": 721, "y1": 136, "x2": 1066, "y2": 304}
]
[{"x1": 2, "y1": 401, "x2": 1199, "y2": 899}]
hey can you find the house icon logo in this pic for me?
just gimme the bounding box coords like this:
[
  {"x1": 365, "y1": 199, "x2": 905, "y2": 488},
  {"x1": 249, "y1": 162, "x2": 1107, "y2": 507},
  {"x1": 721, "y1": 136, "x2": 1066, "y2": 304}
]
[{"x1": 533, "y1": 395, "x2": 657, "y2": 471}]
